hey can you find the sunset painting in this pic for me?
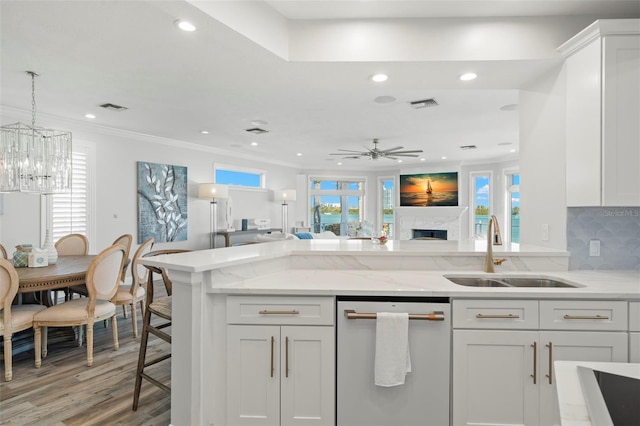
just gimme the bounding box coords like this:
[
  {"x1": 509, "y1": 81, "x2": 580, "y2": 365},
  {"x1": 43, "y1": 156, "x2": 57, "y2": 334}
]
[{"x1": 399, "y1": 172, "x2": 459, "y2": 207}]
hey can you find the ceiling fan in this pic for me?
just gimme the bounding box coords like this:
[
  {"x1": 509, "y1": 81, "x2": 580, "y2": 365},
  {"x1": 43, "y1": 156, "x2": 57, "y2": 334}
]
[{"x1": 330, "y1": 138, "x2": 424, "y2": 160}]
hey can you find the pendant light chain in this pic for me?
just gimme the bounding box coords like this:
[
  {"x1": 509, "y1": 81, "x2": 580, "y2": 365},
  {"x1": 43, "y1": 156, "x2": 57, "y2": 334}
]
[{"x1": 28, "y1": 70, "x2": 39, "y2": 128}]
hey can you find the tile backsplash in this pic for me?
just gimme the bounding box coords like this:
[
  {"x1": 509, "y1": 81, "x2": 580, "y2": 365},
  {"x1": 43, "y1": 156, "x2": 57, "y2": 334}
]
[{"x1": 567, "y1": 207, "x2": 640, "y2": 270}]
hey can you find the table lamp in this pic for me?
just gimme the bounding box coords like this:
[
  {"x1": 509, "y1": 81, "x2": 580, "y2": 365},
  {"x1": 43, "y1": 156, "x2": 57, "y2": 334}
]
[
  {"x1": 199, "y1": 183, "x2": 229, "y2": 248},
  {"x1": 274, "y1": 189, "x2": 296, "y2": 234}
]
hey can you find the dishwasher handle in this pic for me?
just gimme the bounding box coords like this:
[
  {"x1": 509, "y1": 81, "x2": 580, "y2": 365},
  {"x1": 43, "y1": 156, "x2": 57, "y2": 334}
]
[{"x1": 344, "y1": 310, "x2": 445, "y2": 321}]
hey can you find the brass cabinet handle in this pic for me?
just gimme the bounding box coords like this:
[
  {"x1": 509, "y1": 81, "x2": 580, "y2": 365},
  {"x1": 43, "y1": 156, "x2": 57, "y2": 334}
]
[
  {"x1": 562, "y1": 314, "x2": 609, "y2": 320},
  {"x1": 259, "y1": 310, "x2": 300, "y2": 315},
  {"x1": 531, "y1": 342, "x2": 537, "y2": 384},
  {"x1": 475, "y1": 313, "x2": 520, "y2": 319},
  {"x1": 270, "y1": 336, "x2": 275, "y2": 378},
  {"x1": 545, "y1": 342, "x2": 553, "y2": 385},
  {"x1": 285, "y1": 336, "x2": 289, "y2": 378}
]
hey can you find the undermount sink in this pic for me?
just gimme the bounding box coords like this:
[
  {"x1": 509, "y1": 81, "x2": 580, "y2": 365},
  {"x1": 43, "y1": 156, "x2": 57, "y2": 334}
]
[{"x1": 446, "y1": 275, "x2": 578, "y2": 288}]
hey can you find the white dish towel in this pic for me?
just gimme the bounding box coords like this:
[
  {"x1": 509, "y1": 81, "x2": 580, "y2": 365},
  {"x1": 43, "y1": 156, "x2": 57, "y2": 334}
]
[{"x1": 374, "y1": 312, "x2": 411, "y2": 387}]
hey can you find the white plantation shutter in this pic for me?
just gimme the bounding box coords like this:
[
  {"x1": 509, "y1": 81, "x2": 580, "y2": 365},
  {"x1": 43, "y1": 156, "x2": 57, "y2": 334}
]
[{"x1": 51, "y1": 149, "x2": 88, "y2": 241}]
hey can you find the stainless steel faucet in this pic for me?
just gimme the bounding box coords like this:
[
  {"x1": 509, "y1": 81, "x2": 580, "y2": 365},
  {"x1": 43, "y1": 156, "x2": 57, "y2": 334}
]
[{"x1": 484, "y1": 215, "x2": 506, "y2": 273}]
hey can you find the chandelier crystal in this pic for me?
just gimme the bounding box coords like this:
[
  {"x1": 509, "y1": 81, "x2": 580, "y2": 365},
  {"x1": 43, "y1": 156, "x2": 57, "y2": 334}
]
[{"x1": 0, "y1": 71, "x2": 72, "y2": 193}]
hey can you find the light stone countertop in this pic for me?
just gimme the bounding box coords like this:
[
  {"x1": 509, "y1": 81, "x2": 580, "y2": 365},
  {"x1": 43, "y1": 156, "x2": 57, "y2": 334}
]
[{"x1": 140, "y1": 240, "x2": 639, "y2": 299}]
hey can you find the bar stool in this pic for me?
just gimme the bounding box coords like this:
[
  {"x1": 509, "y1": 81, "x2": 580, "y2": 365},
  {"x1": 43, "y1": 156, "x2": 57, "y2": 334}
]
[{"x1": 132, "y1": 249, "x2": 190, "y2": 411}]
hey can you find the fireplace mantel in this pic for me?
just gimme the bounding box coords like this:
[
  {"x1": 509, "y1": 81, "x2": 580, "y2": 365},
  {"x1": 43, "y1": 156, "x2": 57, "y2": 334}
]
[{"x1": 395, "y1": 206, "x2": 468, "y2": 240}]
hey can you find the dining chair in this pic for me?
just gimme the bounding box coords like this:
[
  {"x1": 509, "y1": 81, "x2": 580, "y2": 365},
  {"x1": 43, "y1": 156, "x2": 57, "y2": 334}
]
[
  {"x1": 132, "y1": 249, "x2": 190, "y2": 410},
  {"x1": 111, "y1": 233, "x2": 133, "y2": 282},
  {"x1": 0, "y1": 244, "x2": 7, "y2": 259},
  {"x1": 112, "y1": 237, "x2": 154, "y2": 337},
  {"x1": 33, "y1": 244, "x2": 125, "y2": 368},
  {"x1": 0, "y1": 258, "x2": 46, "y2": 381},
  {"x1": 55, "y1": 233, "x2": 89, "y2": 256}
]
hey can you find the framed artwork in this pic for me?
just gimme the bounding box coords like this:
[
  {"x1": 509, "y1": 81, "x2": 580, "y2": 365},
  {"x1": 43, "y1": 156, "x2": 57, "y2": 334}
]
[
  {"x1": 137, "y1": 161, "x2": 188, "y2": 243},
  {"x1": 399, "y1": 172, "x2": 459, "y2": 207}
]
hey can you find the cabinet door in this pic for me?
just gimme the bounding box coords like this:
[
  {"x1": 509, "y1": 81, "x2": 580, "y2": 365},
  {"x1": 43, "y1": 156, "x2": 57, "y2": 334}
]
[
  {"x1": 538, "y1": 331, "x2": 629, "y2": 426},
  {"x1": 453, "y1": 330, "x2": 539, "y2": 426},
  {"x1": 280, "y1": 326, "x2": 335, "y2": 426},
  {"x1": 227, "y1": 325, "x2": 281, "y2": 426},
  {"x1": 602, "y1": 34, "x2": 640, "y2": 206},
  {"x1": 630, "y1": 332, "x2": 640, "y2": 362}
]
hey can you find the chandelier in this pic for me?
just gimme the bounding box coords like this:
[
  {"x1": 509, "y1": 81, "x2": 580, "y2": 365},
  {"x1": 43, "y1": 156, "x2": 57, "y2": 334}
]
[{"x1": 0, "y1": 71, "x2": 72, "y2": 193}]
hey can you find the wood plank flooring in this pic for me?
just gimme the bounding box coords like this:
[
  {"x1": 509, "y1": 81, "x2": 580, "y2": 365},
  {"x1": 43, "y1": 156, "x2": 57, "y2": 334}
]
[{"x1": 0, "y1": 283, "x2": 171, "y2": 426}]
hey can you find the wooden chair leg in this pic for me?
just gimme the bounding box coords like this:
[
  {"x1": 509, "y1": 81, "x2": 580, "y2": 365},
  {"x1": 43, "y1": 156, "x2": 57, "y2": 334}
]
[
  {"x1": 139, "y1": 299, "x2": 145, "y2": 315},
  {"x1": 131, "y1": 303, "x2": 138, "y2": 338},
  {"x1": 112, "y1": 315, "x2": 119, "y2": 350},
  {"x1": 78, "y1": 325, "x2": 84, "y2": 347},
  {"x1": 122, "y1": 304, "x2": 128, "y2": 319},
  {"x1": 87, "y1": 323, "x2": 93, "y2": 366},
  {"x1": 132, "y1": 307, "x2": 151, "y2": 411},
  {"x1": 34, "y1": 326, "x2": 42, "y2": 368},
  {"x1": 4, "y1": 334, "x2": 12, "y2": 381},
  {"x1": 42, "y1": 326, "x2": 48, "y2": 358}
]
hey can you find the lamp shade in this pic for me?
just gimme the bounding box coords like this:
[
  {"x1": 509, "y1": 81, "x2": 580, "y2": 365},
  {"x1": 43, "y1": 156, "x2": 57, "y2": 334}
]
[
  {"x1": 199, "y1": 183, "x2": 229, "y2": 199},
  {"x1": 274, "y1": 189, "x2": 296, "y2": 202}
]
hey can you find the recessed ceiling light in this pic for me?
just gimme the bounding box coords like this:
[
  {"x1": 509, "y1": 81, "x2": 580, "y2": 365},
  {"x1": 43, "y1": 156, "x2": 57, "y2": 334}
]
[
  {"x1": 337, "y1": 162, "x2": 343, "y2": 166},
  {"x1": 250, "y1": 142, "x2": 258, "y2": 146},
  {"x1": 460, "y1": 73, "x2": 477, "y2": 81},
  {"x1": 200, "y1": 130, "x2": 209, "y2": 134},
  {"x1": 420, "y1": 158, "x2": 426, "y2": 161},
  {"x1": 371, "y1": 74, "x2": 388, "y2": 82},
  {"x1": 296, "y1": 153, "x2": 302, "y2": 156},
  {"x1": 509, "y1": 149, "x2": 517, "y2": 153},
  {"x1": 175, "y1": 20, "x2": 196, "y2": 32},
  {"x1": 441, "y1": 156, "x2": 447, "y2": 160},
  {"x1": 84, "y1": 113, "x2": 96, "y2": 119},
  {"x1": 397, "y1": 159, "x2": 403, "y2": 163}
]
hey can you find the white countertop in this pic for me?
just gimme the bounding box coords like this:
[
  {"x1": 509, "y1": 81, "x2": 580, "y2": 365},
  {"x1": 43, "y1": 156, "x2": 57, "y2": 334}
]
[
  {"x1": 142, "y1": 239, "x2": 568, "y2": 272},
  {"x1": 554, "y1": 361, "x2": 640, "y2": 426}
]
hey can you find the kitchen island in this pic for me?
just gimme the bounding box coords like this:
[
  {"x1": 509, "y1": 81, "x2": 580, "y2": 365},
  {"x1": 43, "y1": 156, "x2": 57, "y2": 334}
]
[{"x1": 141, "y1": 240, "x2": 640, "y2": 426}]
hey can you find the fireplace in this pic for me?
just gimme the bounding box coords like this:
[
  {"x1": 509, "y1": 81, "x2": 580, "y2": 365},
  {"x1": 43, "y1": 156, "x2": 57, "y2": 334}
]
[{"x1": 412, "y1": 229, "x2": 448, "y2": 240}]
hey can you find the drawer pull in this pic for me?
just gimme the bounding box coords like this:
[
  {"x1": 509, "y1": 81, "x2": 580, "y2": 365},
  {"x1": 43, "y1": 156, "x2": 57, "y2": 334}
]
[
  {"x1": 270, "y1": 336, "x2": 275, "y2": 378},
  {"x1": 285, "y1": 336, "x2": 290, "y2": 378},
  {"x1": 345, "y1": 310, "x2": 445, "y2": 321},
  {"x1": 476, "y1": 313, "x2": 520, "y2": 319},
  {"x1": 562, "y1": 314, "x2": 609, "y2": 320},
  {"x1": 259, "y1": 310, "x2": 300, "y2": 315},
  {"x1": 545, "y1": 342, "x2": 553, "y2": 385}
]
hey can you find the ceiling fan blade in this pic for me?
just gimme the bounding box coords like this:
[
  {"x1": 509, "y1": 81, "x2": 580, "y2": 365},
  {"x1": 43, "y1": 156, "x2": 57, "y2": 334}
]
[
  {"x1": 392, "y1": 154, "x2": 420, "y2": 157},
  {"x1": 336, "y1": 149, "x2": 367, "y2": 153},
  {"x1": 381, "y1": 146, "x2": 404, "y2": 152},
  {"x1": 383, "y1": 150, "x2": 423, "y2": 154}
]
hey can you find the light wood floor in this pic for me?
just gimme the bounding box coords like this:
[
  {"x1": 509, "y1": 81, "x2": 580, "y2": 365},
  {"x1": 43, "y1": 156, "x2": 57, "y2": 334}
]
[{"x1": 0, "y1": 284, "x2": 171, "y2": 426}]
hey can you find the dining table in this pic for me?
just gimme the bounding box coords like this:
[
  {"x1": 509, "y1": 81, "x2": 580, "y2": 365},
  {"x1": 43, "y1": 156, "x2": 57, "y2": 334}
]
[{"x1": 16, "y1": 254, "x2": 95, "y2": 305}]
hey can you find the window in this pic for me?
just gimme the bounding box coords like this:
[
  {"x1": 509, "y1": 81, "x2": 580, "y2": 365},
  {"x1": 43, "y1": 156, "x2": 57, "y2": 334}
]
[
  {"x1": 214, "y1": 164, "x2": 265, "y2": 189},
  {"x1": 379, "y1": 178, "x2": 394, "y2": 238},
  {"x1": 507, "y1": 172, "x2": 520, "y2": 243},
  {"x1": 48, "y1": 144, "x2": 92, "y2": 243},
  {"x1": 309, "y1": 178, "x2": 365, "y2": 236},
  {"x1": 470, "y1": 172, "x2": 492, "y2": 238}
]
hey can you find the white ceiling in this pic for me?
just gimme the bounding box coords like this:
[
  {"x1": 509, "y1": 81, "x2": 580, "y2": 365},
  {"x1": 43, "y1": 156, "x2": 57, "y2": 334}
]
[{"x1": 1, "y1": 1, "x2": 639, "y2": 171}]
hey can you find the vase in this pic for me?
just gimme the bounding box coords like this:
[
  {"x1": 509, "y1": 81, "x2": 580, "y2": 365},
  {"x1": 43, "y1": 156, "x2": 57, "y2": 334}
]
[{"x1": 42, "y1": 229, "x2": 58, "y2": 264}]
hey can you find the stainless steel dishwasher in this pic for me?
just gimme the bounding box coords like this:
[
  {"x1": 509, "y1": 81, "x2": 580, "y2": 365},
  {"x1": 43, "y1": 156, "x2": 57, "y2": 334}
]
[{"x1": 337, "y1": 296, "x2": 451, "y2": 426}]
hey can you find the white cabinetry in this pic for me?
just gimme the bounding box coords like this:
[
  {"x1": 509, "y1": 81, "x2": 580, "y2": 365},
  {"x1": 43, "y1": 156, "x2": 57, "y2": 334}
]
[
  {"x1": 560, "y1": 19, "x2": 640, "y2": 206},
  {"x1": 226, "y1": 296, "x2": 335, "y2": 426},
  {"x1": 452, "y1": 299, "x2": 628, "y2": 426},
  {"x1": 630, "y1": 301, "x2": 640, "y2": 362}
]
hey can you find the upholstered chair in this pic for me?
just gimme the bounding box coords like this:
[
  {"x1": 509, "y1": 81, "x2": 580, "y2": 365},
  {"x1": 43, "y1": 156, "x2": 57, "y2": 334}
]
[
  {"x1": 0, "y1": 244, "x2": 7, "y2": 259},
  {"x1": 33, "y1": 244, "x2": 125, "y2": 368},
  {"x1": 0, "y1": 258, "x2": 46, "y2": 381},
  {"x1": 112, "y1": 237, "x2": 154, "y2": 337},
  {"x1": 55, "y1": 233, "x2": 89, "y2": 256},
  {"x1": 111, "y1": 234, "x2": 133, "y2": 282}
]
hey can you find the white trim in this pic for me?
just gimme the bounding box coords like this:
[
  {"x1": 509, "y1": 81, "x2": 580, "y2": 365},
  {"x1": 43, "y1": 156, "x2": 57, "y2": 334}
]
[{"x1": 469, "y1": 170, "x2": 493, "y2": 238}]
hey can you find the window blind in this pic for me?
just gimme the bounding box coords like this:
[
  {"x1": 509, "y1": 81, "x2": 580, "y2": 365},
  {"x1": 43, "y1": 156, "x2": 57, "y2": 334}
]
[{"x1": 51, "y1": 150, "x2": 88, "y2": 241}]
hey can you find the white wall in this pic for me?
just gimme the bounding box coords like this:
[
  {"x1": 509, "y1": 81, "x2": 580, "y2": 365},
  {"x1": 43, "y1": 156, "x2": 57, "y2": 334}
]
[
  {"x1": 519, "y1": 64, "x2": 567, "y2": 249},
  {"x1": 0, "y1": 110, "x2": 301, "y2": 255}
]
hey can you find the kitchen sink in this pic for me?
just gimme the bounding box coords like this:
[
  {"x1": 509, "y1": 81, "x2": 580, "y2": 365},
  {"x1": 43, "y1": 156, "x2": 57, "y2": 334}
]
[
  {"x1": 445, "y1": 277, "x2": 509, "y2": 287},
  {"x1": 445, "y1": 275, "x2": 578, "y2": 288}
]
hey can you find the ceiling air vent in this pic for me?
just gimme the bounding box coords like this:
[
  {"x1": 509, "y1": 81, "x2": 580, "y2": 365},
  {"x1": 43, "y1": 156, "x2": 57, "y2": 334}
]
[
  {"x1": 460, "y1": 145, "x2": 477, "y2": 150},
  {"x1": 99, "y1": 103, "x2": 128, "y2": 112},
  {"x1": 409, "y1": 98, "x2": 438, "y2": 109},
  {"x1": 245, "y1": 127, "x2": 269, "y2": 135}
]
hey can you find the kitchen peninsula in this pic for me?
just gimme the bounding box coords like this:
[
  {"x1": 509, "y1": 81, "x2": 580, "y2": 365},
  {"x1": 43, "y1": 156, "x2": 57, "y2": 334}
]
[{"x1": 141, "y1": 240, "x2": 640, "y2": 426}]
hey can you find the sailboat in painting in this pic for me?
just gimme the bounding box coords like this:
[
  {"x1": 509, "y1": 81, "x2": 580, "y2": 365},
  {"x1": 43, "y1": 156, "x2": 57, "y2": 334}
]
[{"x1": 426, "y1": 180, "x2": 433, "y2": 194}]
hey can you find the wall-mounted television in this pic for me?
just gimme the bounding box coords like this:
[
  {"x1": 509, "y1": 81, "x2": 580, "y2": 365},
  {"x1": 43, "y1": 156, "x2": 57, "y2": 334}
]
[{"x1": 399, "y1": 172, "x2": 459, "y2": 207}]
